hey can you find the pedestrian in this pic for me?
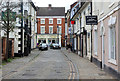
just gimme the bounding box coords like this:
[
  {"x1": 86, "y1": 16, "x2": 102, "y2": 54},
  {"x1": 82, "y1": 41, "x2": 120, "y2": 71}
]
[
  {"x1": 68, "y1": 44, "x2": 71, "y2": 53},
  {"x1": 37, "y1": 43, "x2": 39, "y2": 48},
  {"x1": 70, "y1": 43, "x2": 72, "y2": 51}
]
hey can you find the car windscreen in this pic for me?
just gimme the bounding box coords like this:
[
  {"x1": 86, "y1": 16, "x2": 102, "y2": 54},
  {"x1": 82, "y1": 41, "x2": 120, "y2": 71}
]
[
  {"x1": 53, "y1": 44, "x2": 59, "y2": 46},
  {"x1": 42, "y1": 44, "x2": 47, "y2": 46}
]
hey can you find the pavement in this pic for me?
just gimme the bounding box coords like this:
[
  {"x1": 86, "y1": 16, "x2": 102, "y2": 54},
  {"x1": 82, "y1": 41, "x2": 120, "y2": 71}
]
[
  {"x1": 1, "y1": 48, "x2": 115, "y2": 80},
  {"x1": 61, "y1": 48, "x2": 115, "y2": 79},
  {"x1": 2, "y1": 49, "x2": 41, "y2": 79}
]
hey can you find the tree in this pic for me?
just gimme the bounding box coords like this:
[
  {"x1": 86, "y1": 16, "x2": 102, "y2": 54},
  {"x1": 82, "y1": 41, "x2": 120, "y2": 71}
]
[{"x1": 0, "y1": 0, "x2": 21, "y2": 61}]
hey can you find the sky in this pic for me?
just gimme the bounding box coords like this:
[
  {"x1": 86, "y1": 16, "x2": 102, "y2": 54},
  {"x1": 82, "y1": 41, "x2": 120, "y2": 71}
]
[{"x1": 32, "y1": 0, "x2": 77, "y2": 12}]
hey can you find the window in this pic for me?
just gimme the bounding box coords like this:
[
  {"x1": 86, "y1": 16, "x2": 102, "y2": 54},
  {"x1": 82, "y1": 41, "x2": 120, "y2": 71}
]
[
  {"x1": 57, "y1": 19, "x2": 61, "y2": 24},
  {"x1": 41, "y1": 19, "x2": 45, "y2": 24},
  {"x1": 109, "y1": 26, "x2": 116, "y2": 60},
  {"x1": 49, "y1": 26, "x2": 53, "y2": 34},
  {"x1": 41, "y1": 26, "x2": 45, "y2": 34},
  {"x1": 57, "y1": 26, "x2": 62, "y2": 34},
  {"x1": 49, "y1": 19, "x2": 53, "y2": 24},
  {"x1": 94, "y1": 30, "x2": 98, "y2": 55}
]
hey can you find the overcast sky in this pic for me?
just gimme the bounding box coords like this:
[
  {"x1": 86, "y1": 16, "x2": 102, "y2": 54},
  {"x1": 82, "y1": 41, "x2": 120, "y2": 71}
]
[{"x1": 32, "y1": 0, "x2": 77, "y2": 12}]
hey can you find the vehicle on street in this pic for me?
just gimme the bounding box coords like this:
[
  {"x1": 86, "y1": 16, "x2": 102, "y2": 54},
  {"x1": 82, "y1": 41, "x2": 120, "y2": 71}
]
[
  {"x1": 39, "y1": 43, "x2": 48, "y2": 50},
  {"x1": 51, "y1": 43, "x2": 61, "y2": 49}
]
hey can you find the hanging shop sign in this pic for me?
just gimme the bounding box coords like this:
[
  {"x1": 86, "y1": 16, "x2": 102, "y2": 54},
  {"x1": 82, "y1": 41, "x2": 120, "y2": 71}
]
[{"x1": 86, "y1": 16, "x2": 98, "y2": 25}]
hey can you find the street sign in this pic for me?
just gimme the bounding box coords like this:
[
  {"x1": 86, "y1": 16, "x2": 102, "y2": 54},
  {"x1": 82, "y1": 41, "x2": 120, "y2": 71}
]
[
  {"x1": 1, "y1": 11, "x2": 16, "y2": 21},
  {"x1": 86, "y1": 16, "x2": 98, "y2": 25}
]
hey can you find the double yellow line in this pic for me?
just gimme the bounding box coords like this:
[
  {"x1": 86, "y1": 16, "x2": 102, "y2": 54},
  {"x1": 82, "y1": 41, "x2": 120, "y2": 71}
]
[{"x1": 68, "y1": 61, "x2": 76, "y2": 80}]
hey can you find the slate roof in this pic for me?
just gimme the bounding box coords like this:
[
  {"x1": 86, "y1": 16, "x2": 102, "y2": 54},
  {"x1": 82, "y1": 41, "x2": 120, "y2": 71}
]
[{"x1": 37, "y1": 7, "x2": 65, "y2": 16}]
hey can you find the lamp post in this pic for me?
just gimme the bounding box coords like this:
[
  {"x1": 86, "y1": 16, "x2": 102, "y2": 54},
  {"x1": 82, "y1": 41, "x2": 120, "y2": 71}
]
[
  {"x1": 57, "y1": 25, "x2": 59, "y2": 44},
  {"x1": 90, "y1": 2, "x2": 93, "y2": 62}
]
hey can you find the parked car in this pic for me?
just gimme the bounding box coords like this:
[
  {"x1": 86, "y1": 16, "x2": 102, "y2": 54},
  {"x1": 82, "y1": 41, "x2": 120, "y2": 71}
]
[
  {"x1": 52, "y1": 43, "x2": 61, "y2": 49},
  {"x1": 39, "y1": 43, "x2": 48, "y2": 50}
]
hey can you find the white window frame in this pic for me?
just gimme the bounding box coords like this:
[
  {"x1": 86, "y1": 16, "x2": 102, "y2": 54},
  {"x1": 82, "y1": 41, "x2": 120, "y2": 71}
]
[
  {"x1": 49, "y1": 19, "x2": 53, "y2": 24},
  {"x1": 108, "y1": 25, "x2": 116, "y2": 64},
  {"x1": 41, "y1": 26, "x2": 45, "y2": 34},
  {"x1": 57, "y1": 26, "x2": 62, "y2": 34},
  {"x1": 57, "y1": 19, "x2": 62, "y2": 24},
  {"x1": 49, "y1": 26, "x2": 53, "y2": 34},
  {"x1": 94, "y1": 30, "x2": 98, "y2": 55},
  {"x1": 41, "y1": 19, "x2": 45, "y2": 24}
]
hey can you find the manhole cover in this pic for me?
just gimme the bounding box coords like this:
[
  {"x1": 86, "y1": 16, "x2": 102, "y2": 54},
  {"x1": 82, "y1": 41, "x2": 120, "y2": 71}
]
[
  {"x1": 56, "y1": 71, "x2": 61, "y2": 73},
  {"x1": 11, "y1": 71, "x2": 17, "y2": 73},
  {"x1": 26, "y1": 70, "x2": 34, "y2": 71},
  {"x1": 22, "y1": 74, "x2": 36, "y2": 76},
  {"x1": 98, "y1": 73, "x2": 106, "y2": 76}
]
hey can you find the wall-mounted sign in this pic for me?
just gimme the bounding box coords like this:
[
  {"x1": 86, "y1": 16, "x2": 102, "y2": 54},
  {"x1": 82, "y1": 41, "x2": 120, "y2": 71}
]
[{"x1": 86, "y1": 16, "x2": 98, "y2": 25}]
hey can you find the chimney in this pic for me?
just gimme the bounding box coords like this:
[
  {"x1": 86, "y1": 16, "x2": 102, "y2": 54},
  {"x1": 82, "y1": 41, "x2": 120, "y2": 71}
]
[{"x1": 48, "y1": 4, "x2": 52, "y2": 10}]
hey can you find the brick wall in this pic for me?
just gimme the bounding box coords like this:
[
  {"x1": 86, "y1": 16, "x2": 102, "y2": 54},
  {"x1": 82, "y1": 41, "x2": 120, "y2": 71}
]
[{"x1": 37, "y1": 17, "x2": 65, "y2": 46}]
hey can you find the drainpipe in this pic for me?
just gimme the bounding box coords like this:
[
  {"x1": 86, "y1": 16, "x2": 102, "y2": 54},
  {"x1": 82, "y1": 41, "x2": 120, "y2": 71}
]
[
  {"x1": 90, "y1": 2, "x2": 93, "y2": 62},
  {"x1": 72, "y1": 24, "x2": 74, "y2": 52},
  {"x1": 79, "y1": 14, "x2": 82, "y2": 56}
]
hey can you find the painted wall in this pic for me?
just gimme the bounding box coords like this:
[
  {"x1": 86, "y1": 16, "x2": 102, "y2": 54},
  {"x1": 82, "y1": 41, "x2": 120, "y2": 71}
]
[{"x1": 92, "y1": 1, "x2": 120, "y2": 76}]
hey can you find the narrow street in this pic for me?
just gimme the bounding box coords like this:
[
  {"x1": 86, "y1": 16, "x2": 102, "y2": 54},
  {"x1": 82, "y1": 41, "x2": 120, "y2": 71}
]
[{"x1": 2, "y1": 48, "x2": 114, "y2": 79}]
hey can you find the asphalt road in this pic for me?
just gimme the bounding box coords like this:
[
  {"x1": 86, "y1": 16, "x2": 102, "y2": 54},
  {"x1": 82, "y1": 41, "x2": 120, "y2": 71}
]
[{"x1": 3, "y1": 48, "x2": 73, "y2": 79}]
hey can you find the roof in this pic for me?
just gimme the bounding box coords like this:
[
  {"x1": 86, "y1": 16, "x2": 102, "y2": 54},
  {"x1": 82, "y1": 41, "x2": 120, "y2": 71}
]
[
  {"x1": 29, "y1": 0, "x2": 37, "y2": 11},
  {"x1": 37, "y1": 7, "x2": 65, "y2": 16}
]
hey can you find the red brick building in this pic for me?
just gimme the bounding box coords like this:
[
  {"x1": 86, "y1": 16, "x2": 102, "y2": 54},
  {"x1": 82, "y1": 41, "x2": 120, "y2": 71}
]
[{"x1": 36, "y1": 4, "x2": 65, "y2": 47}]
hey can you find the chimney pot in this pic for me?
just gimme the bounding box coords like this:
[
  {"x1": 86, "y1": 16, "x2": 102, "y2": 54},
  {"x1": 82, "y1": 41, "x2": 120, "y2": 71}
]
[{"x1": 48, "y1": 4, "x2": 52, "y2": 7}]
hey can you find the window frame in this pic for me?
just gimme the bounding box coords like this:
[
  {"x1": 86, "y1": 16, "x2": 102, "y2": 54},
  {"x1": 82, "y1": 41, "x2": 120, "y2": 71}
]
[
  {"x1": 40, "y1": 26, "x2": 45, "y2": 34},
  {"x1": 94, "y1": 29, "x2": 98, "y2": 55},
  {"x1": 57, "y1": 19, "x2": 62, "y2": 24},
  {"x1": 57, "y1": 26, "x2": 62, "y2": 34},
  {"x1": 108, "y1": 25, "x2": 116, "y2": 65},
  {"x1": 49, "y1": 19, "x2": 53, "y2": 24},
  {"x1": 41, "y1": 19, "x2": 45, "y2": 24},
  {"x1": 49, "y1": 26, "x2": 53, "y2": 34}
]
